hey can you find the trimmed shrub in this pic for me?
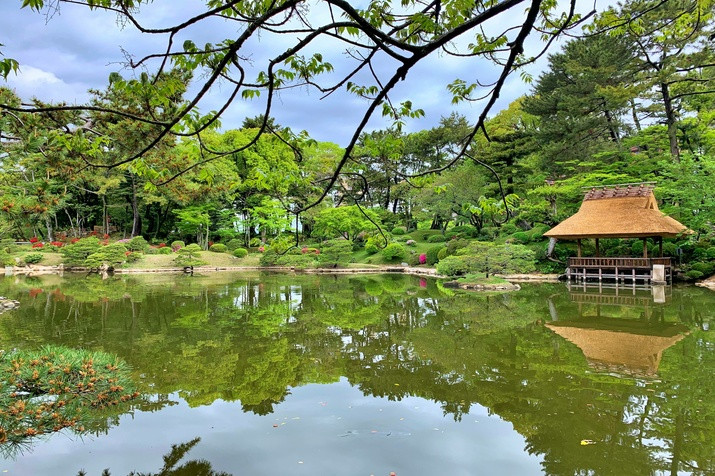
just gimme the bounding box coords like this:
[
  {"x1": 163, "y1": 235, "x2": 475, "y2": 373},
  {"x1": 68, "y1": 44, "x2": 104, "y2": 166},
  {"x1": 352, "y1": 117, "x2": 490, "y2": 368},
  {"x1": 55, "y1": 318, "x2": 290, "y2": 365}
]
[
  {"x1": 511, "y1": 232, "x2": 531, "y2": 244},
  {"x1": 249, "y1": 238, "x2": 263, "y2": 248},
  {"x1": 226, "y1": 238, "x2": 243, "y2": 251},
  {"x1": 425, "y1": 246, "x2": 442, "y2": 266},
  {"x1": 450, "y1": 225, "x2": 477, "y2": 237},
  {"x1": 0, "y1": 250, "x2": 14, "y2": 266},
  {"x1": 233, "y1": 248, "x2": 248, "y2": 258},
  {"x1": 125, "y1": 251, "x2": 143, "y2": 263},
  {"x1": 60, "y1": 237, "x2": 101, "y2": 266},
  {"x1": 685, "y1": 270, "x2": 704, "y2": 280},
  {"x1": 405, "y1": 239, "x2": 416, "y2": 247},
  {"x1": 500, "y1": 223, "x2": 519, "y2": 235},
  {"x1": 259, "y1": 249, "x2": 280, "y2": 266},
  {"x1": 209, "y1": 243, "x2": 228, "y2": 253},
  {"x1": 84, "y1": 243, "x2": 129, "y2": 268},
  {"x1": 23, "y1": 252, "x2": 44, "y2": 264},
  {"x1": 691, "y1": 262, "x2": 715, "y2": 276},
  {"x1": 427, "y1": 234, "x2": 447, "y2": 243},
  {"x1": 157, "y1": 247, "x2": 172, "y2": 255},
  {"x1": 437, "y1": 247, "x2": 448, "y2": 261},
  {"x1": 274, "y1": 253, "x2": 316, "y2": 269},
  {"x1": 382, "y1": 243, "x2": 406, "y2": 262},
  {"x1": 364, "y1": 237, "x2": 382, "y2": 255},
  {"x1": 173, "y1": 243, "x2": 206, "y2": 268},
  {"x1": 446, "y1": 238, "x2": 469, "y2": 255},
  {"x1": 127, "y1": 236, "x2": 150, "y2": 252},
  {"x1": 171, "y1": 240, "x2": 185, "y2": 251},
  {"x1": 391, "y1": 226, "x2": 407, "y2": 235},
  {"x1": 316, "y1": 239, "x2": 353, "y2": 268},
  {"x1": 436, "y1": 255, "x2": 470, "y2": 276}
]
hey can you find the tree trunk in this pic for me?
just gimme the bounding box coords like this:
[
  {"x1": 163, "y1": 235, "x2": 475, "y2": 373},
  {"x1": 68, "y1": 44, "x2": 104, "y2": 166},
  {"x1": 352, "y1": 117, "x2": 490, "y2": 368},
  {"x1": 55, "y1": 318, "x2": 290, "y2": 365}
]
[
  {"x1": 603, "y1": 107, "x2": 620, "y2": 143},
  {"x1": 630, "y1": 98, "x2": 641, "y2": 131},
  {"x1": 660, "y1": 82, "x2": 680, "y2": 161},
  {"x1": 45, "y1": 216, "x2": 54, "y2": 242},
  {"x1": 130, "y1": 174, "x2": 142, "y2": 237},
  {"x1": 102, "y1": 196, "x2": 109, "y2": 235}
]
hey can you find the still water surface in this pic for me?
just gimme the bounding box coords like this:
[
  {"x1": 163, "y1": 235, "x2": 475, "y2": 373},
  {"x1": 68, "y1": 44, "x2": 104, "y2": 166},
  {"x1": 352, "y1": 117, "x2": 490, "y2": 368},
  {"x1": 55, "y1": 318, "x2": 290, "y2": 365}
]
[{"x1": 0, "y1": 272, "x2": 712, "y2": 475}]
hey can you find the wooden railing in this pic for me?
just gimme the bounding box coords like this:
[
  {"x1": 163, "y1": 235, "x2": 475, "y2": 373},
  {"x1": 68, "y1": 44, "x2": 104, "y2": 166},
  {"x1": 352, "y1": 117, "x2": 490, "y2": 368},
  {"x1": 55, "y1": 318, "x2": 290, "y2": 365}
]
[{"x1": 568, "y1": 257, "x2": 672, "y2": 268}]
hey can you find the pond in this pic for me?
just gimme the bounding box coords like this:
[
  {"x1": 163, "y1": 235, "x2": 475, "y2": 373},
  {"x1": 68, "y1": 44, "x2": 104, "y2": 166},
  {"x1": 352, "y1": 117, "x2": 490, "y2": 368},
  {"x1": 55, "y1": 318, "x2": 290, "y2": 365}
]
[{"x1": 0, "y1": 272, "x2": 712, "y2": 475}]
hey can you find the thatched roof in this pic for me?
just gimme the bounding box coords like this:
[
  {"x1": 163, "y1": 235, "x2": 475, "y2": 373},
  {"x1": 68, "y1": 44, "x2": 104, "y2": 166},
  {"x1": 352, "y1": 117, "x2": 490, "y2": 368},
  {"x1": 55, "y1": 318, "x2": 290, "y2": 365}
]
[
  {"x1": 546, "y1": 320, "x2": 688, "y2": 377},
  {"x1": 544, "y1": 183, "x2": 690, "y2": 240}
]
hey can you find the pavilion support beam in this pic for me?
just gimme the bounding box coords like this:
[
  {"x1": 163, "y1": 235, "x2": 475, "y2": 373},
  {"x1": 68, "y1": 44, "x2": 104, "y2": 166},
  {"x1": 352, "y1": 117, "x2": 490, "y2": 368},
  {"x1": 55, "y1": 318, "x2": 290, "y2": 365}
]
[
  {"x1": 642, "y1": 238, "x2": 648, "y2": 258},
  {"x1": 659, "y1": 237, "x2": 663, "y2": 257},
  {"x1": 595, "y1": 239, "x2": 600, "y2": 257},
  {"x1": 577, "y1": 239, "x2": 582, "y2": 258}
]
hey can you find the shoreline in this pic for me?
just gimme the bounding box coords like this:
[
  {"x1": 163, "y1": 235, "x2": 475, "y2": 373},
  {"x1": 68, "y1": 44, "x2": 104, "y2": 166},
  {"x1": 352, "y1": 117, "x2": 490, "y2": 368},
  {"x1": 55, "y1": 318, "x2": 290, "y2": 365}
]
[{"x1": 5, "y1": 264, "x2": 445, "y2": 279}]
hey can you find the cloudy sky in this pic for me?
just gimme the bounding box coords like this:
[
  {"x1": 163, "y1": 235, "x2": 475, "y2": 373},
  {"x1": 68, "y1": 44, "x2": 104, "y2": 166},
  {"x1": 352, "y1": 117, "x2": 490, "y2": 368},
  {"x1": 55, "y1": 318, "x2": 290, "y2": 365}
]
[{"x1": 0, "y1": 0, "x2": 609, "y2": 145}]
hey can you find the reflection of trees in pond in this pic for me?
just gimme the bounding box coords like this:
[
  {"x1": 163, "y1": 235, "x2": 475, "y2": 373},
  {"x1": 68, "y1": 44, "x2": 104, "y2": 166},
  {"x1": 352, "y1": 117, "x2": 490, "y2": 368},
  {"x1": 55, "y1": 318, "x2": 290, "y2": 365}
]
[
  {"x1": 75, "y1": 437, "x2": 231, "y2": 476},
  {"x1": 0, "y1": 275, "x2": 713, "y2": 474}
]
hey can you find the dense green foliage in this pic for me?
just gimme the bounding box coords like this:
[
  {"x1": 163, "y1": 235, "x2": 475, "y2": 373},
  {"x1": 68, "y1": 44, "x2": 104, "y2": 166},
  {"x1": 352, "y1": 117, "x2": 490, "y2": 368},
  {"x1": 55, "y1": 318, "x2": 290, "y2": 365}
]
[
  {"x1": 0, "y1": 0, "x2": 712, "y2": 278},
  {"x1": 0, "y1": 345, "x2": 139, "y2": 447}
]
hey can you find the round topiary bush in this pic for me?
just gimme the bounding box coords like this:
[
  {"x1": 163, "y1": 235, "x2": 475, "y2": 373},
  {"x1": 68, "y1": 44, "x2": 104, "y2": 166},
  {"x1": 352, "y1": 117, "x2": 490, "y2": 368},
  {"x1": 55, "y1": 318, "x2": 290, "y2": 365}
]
[
  {"x1": 226, "y1": 238, "x2": 243, "y2": 251},
  {"x1": 233, "y1": 248, "x2": 248, "y2": 258},
  {"x1": 209, "y1": 243, "x2": 228, "y2": 253},
  {"x1": 382, "y1": 242, "x2": 406, "y2": 261},
  {"x1": 436, "y1": 255, "x2": 470, "y2": 276},
  {"x1": 391, "y1": 226, "x2": 407, "y2": 235},
  {"x1": 425, "y1": 246, "x2": 442, "y2": 265},
  {"x1": 437, "y1": 247, "x2": 448, "y2": 261},
  {"x1": 23, "y1": 252, "x2": 44, "y2": 264},
  {"x1": 157, "y1": 247, "x2": 172, "y2": 255},
  {"x1": 127, "y1": 236, "x2": 150, "y2": 252},
  {"x1": 511, "y1": 231, "x2": 531, "y2": 244},
  {"x1": 171, "y1": 240, "x2": 185, "y2": 251},
  {"x1": 427, "y1": 234, "x2": 447, "y2": 243}
]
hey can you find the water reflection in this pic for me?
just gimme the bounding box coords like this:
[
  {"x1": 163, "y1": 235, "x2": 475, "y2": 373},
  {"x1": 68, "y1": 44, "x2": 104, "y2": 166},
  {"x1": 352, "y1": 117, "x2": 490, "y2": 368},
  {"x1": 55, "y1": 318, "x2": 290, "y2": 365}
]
[
  {"x1": 547, "y1": 283, "x2": 689, "y2": 377},
  {"x1": 0, "y1": 273, "x2": 712, "y2": 475}
]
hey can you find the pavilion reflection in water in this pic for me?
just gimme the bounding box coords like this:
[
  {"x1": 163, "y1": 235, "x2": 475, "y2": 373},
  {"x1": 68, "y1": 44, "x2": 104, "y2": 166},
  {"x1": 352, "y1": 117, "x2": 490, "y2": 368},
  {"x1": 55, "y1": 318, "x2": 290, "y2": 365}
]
[{"x1": 546, "y1": 283, "x2": 689, "y2": 377}]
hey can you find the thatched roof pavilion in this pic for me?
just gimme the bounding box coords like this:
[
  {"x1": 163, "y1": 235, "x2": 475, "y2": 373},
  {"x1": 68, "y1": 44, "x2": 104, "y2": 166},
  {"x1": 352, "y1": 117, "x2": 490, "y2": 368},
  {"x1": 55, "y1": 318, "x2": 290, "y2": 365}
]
[{"x1": 544, "y1": 182, "x2": 689, "y2": 240}]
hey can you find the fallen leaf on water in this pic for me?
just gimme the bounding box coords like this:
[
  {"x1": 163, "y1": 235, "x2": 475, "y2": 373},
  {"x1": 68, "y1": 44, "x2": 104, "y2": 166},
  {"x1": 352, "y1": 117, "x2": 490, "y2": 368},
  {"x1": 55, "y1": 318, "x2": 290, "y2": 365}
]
[
  {"x1": 580, "y1": 439, "x2": 596, "y2": 446},
  {"x1": 273, "y1": 424, "x2": 278, "y2": 428}
]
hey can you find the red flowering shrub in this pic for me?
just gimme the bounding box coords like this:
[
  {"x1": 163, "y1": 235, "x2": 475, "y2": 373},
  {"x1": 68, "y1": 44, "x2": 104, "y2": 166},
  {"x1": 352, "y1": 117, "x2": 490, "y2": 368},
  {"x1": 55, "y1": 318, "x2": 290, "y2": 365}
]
[
  {"x1": 50, "y1": 241, "x2": 64, "y2": 248},
  {"x1": 158, "y1": 243, "x2": 166, "y2": 248},
  {"x1": 103, "y1": 234, "x2": 110, "y2": 239},
  {"x1": 71, "y1": 238, "x2": 80, "y2": 244},
  {"x1": 32, "y1": 242, "x2": 44, "y2": 248},
  {"x1": 419, "y1": 253, "x2": 427, "y2": 264},
  {"x1": 29, "y1": 237, "x2": 39, "y2": 243},
  {"x1": 258, "y1": 246, "x2": 265, "y2": 253}
]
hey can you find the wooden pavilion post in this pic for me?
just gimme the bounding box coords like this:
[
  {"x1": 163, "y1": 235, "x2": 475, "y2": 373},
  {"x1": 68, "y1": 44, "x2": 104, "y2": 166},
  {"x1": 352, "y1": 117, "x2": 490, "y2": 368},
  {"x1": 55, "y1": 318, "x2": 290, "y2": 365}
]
[
  {"x1": 658, "y1": 237, "x2": 663, "y2": 257},
  {"x1": 577, "y1": 239, "x2": 582, "y2": 258},
  {"x1": 642, "y1": 238, "x2": 648, "y2": 258},
  {"x1": 595, "y1": 238, "x2": 600, "y2": 257}
]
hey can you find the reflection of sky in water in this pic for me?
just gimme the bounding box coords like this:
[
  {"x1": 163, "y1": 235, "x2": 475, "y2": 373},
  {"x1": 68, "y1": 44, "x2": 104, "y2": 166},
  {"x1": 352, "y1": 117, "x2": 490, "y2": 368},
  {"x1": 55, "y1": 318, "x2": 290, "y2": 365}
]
[{"x1": 10, "y1": 379, "x2": 542, "y2": 475}]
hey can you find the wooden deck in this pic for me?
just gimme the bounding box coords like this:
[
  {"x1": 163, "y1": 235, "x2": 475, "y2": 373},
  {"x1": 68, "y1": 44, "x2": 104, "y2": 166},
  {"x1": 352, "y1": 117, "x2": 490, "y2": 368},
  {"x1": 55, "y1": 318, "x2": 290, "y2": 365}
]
[{"x1": 566, "y1": 257, "x2": 672, "y2": 283}]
